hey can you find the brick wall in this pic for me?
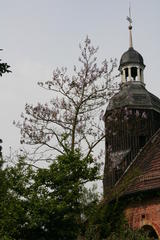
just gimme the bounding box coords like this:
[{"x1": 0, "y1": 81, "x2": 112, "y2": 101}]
[{"x1": 125, "y1": 197, "x2": 160, "y2": 238}]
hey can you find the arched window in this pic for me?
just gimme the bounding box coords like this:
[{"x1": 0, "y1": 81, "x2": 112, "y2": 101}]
[{"x1": 131, "y1": 67, "x2": 138, "y2": 80}]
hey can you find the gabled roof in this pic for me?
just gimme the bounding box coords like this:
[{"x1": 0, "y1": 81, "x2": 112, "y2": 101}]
[{"x1": 115, "y1": 128, "x2": 160, "y2": 195}]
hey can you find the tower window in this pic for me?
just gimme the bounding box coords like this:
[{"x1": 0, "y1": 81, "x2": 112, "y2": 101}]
[{"x1": 131, "y1": 67, "x2": 138, "y2": 80}]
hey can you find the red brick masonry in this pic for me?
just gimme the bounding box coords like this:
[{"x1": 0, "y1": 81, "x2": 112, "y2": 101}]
[
  {"x1": 125, "y1": 197, "x2": 160, "y2": 238},
  {"x1": 114, "y1": 129, "x2": 160, "y2": 237}
]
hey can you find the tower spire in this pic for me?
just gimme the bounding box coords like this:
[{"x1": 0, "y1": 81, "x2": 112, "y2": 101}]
[{"x1": 126, "y1": 4, "x2": 133, "y2": 48}]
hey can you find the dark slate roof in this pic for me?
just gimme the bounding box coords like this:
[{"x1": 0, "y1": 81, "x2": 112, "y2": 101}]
[
  {"x1": 106, "y1": 82, "x2": 160, "y2": 114},
  {"x1": 115, "y1": 128, "x2": 160, "y2": 195},
  {"x1": 119, "y1": 47, "x2": 145, "y2": 70}
]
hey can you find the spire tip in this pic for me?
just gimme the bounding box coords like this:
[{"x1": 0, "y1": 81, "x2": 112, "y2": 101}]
[{"x1": 126, "y1": 4, "x2": 133, "y2": 48}]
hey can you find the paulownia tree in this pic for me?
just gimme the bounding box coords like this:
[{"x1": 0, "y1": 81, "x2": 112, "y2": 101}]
[
  {"x1": 18, "y1": 37, "x2": 117, "y2": 161},
  {"x1": 11, "y1": 38, "x2": 118, "y2": 238}
]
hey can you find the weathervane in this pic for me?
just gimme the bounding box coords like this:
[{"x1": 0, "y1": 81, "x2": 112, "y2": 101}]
[{"x1": 126, "y1": 3, "x2": 133, "y2": 48}]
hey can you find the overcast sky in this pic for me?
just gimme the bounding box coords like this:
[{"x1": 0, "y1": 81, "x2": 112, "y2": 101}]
[{"x1": 0, "y1": 0, "x2": 160, "y2": 156}]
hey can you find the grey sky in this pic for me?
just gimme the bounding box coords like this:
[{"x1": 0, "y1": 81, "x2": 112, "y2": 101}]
[{"x1": 0, "y1": 0, "x2": 160, "y2": 155}]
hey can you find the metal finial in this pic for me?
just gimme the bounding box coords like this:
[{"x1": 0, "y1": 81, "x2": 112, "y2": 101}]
[{"x1": 126, "y1": 3, "x2": 133, "y2": 48}]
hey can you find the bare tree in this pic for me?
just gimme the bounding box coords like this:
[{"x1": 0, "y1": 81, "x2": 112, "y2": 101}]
[{"x1": 18, "y1": 37, "x2": 117, "y2": 161}]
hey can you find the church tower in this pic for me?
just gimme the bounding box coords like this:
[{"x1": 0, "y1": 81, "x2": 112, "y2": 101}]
[{"x1": 103, "y1": 12, "x2": 160, "y2": 196}]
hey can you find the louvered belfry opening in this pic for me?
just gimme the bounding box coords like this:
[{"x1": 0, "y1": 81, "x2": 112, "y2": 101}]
[{"x1": 103, "y1": 107, "x2": 160, "y2": 194}]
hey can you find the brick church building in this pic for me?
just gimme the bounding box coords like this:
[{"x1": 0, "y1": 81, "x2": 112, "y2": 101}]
[{"x1": 103, "y1": 15, "x2": 160, "y2": 239}]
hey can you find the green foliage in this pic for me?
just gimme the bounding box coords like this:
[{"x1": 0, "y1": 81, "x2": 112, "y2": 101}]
[
  {"x1": 0, "y1": 51, "x2": 11, "y2": 76},
  {"x1": 83, "y1": 198, "x2": 151, "y2": 240},
  {"x1": 106, "y1": 227, "x2": 150, "y2": 240},
  {"x1": 84, "y1": 200, "x2": 126, "y2": 239},
  {"x1": 25, "y1": 151, "x2": 100, "y2": 239},
  {"x1": 0, "y1": 157, "x2": 34, "y2": 239},
  {"x1": 0, "y1": 151, "x2": 100, "y2": 239},
  {"x1": 0, "y1": 61, "x2": 11, "y2": 76},
  {"x1": 0, "y1": 154, "x2": 152, "y2": 240}
]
